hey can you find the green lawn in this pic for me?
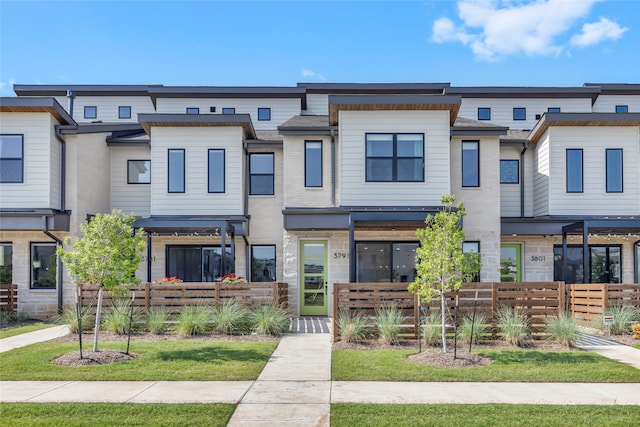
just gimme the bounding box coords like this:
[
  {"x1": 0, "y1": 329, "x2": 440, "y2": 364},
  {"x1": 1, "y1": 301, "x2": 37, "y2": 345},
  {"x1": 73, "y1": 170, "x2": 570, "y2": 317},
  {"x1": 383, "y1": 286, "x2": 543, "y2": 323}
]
[
  {"x1": 0, "y1": 322, "x2": 55, "y2": 339},
  {"x1": 331, "y1": 404, "x2": 640, "y2": 427},
  {"x1": 0, "y1": 340, "x2": 277, "y2": 381},
  {"x1": 634, "y1": 343, "x2": 640, "y2": 350},
  {"x1": 1, "y1": 403, "x2": 235, "y2": 427},
  {"x1": 332, "y1": 349, "x2": 640, "y2": 382}
]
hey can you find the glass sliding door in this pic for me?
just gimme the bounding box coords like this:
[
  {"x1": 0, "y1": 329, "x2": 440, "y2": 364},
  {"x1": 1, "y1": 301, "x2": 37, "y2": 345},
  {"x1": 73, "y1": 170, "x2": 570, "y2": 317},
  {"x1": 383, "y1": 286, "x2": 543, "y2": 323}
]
[
  {"x1": 355, "y1": 242, "x2": 418, "y2": 283},
  {"x1": 554, "y1": 245, "x2": 621, "y2": 283},
  {"x1": 166, "y1": 245, "x2": 233, "y2": 282}
]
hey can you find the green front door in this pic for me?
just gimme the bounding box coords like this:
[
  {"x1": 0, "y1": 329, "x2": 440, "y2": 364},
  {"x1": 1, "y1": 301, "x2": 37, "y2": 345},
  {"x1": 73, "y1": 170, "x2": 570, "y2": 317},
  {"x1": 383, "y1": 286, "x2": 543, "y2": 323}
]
[
  {"x1": 300, "y1": 240, "x2": 328, "y2": 316},
  {"x1": 500, "y1": 244, "x2": 522, "y2": 282}
]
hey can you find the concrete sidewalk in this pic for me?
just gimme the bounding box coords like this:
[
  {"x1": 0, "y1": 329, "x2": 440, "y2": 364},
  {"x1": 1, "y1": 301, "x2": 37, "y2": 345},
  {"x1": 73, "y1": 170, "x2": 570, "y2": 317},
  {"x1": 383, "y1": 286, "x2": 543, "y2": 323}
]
[{"x1": 0, "y1": 325, "x2": 70, "y2": 353}]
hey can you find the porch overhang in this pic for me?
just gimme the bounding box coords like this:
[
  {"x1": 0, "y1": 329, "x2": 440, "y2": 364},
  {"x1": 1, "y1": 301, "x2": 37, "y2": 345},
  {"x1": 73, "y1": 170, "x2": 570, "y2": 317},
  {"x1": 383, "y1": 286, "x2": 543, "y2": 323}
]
[
  {"x1": 134, "y1": 216, "x2": 249, "y2": 236},
  {"x1": 0, "y1": 209, "x2": 70, "y2": 231}
]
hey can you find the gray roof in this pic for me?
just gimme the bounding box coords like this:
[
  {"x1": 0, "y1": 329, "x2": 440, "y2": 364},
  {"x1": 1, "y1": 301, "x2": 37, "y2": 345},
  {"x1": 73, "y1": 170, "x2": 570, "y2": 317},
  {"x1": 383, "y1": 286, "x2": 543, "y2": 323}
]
[
  {"x1": 451, "y1": 117, "x2": 508, "y2": 136},
  {"x1": 13, "y1": 84, "x2": 157, "y2": 96},
  {"x1": 583, "y1": 83, "x2": 640, "y2": 94},
  {"x1": 253, "y1": 130, "x2": 283, "y2": 142},
  {"x1": 278, "y1": 115, "x2": 334, "y2": 135},
  {"x1": 298, "y1": 82, "x2": 449, "y2": 94},
  {"x1": 529, "y1": 112, "x2": 640, "y2": 143},
  {"x1": 446, "y1": 86, "x2": 600, "y2": 102},
  {"x1": 138, "y1": 113, "x2": 256, "y2": 138},
  {"x1": 0, "y1": 96, "x2": 76, "y2": 125},
  {"x1": 501, "y1": 130, "x2": 530, "y2": 142}
]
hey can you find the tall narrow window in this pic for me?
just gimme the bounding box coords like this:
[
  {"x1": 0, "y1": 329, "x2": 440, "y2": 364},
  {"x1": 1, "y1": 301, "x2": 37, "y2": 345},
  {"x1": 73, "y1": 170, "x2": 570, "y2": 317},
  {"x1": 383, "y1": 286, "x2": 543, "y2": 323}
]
[
  {"x1": 118, "y1": 106, "x2": 132, "y2": 119},
  {"x1": 249, "y1": 153, "x2": 274, "y2": 195},
  {"x1": 462, "y1": 141, "x2": 479, "y2": 187},
  {"x1": 463, "y1": 241, "x2": 481, "y2": 282},
  {"x1": 0, "y1": 243, "x2": 13, "y2": 284},
  {"x1": 477, "y1": 107, "x2": 491, "y2": 120},
  {"x1": 615, "y1": 105, "x2": 628, "y2": 113},
  {"x1": 31, "y1": 243, "x2": 57, "y2": 289},
  {"x1": 500, "y1": 159, "x2": 519, "y2": 184},
  {"x1": 305, "y1": 141, "x2": 322, "y2": 187},
  {"x1": 566, "y1": 149, "x2": 583, "y2": 192},
  {"x1": 513, "y1": 108, "x2": 526, "y2": 120},
  {"x1": 606, "y1": 149, "x2": 623, "y2": 193},
  {"x1": 127, "y1": 160, "x2": 151, "y2": 184},
  {"x1": 222, "y1": 107, "x2": 235, "y2": 114},
  {"x1": 365, "y1": 133, "x2": 424, "y2": 182},
  {"x1": 168, "y1": 149, "x2": 185, "y2": 193},
  {"x1": 208, "y1": 149, "x2": 225, "y2": 193},
  {"x1": 257, "y1": 108, "x2": 271, "y2": 121},
  {"x1": 251, "y1": 245, "x2": 276, "y2": 282},
  {"x1": 0, "y1": 134, "x2": 24, "y2": 183}
]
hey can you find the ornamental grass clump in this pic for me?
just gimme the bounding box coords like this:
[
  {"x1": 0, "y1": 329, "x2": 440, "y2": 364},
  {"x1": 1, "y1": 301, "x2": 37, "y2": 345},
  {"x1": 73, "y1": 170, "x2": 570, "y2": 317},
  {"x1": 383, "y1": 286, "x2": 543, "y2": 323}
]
[
  {"x1": 457, "y1": 313, "x2": 490, "y2": 345},
  {"x1": 337, "y1": 308, "x2": 370, "y2": 343},
  {"x1": 102, "y1": 299, "x2": 144, "y2": 335},
  {"x1": 496, "y1": 305, "x2": 530, "y2": 346},
  {"x1": 421, "y1": 311, "x2": 443, "y2": 346},
  {"x1": 59, "y1": 305, "x2": 95, "y2": 333},
  {"x1": 176, "y1": 301, "x2": 213, "y2": 337},
  {"x1": 545, "y1": 311, "x2": 579, "y2": 347},
  {"x1": 600, "y1": 305, "x2": 640, "y2": 335},
  {"x1": 375, "y1": 305, "x2": 404, "y2": 345},
  {"x1": 251, "y1": 303, "x2": 291, "y2": 336},
  {"x1": 147, "y1": 307, "x2": 171, "y2": 334},
  {"x1": 212, "y1": 299, "x2": 252, "y2": 335}
]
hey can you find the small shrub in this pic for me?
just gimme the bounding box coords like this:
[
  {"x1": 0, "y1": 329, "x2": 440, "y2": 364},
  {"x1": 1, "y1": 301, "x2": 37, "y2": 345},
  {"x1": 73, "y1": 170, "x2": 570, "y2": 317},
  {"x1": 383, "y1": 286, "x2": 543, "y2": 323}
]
[
  {"x1": 457, "y1": 313, "x2": 490, "y2": 344},
  {"x1": 375, "y1": 305, "x2": 404, "y2": 345},
  {"x1": 632, "y1": 323, "x2": 640, "y2": 340},
  {"x1": 103, "y1": 299, "x2": 144, "y2": 335},
  {"x1": 496, "y1": 306, "x2": 530, "y2": 346},
  {"x1": 251, "y1": 303, "x2": 291, "y2": 336},
  {"x1": 421, "y1": 311, "x2": 443, "y2": 346},
  {"x1": 600, "y1": 305, "x2": 640, "y2": 335},
  {"x1": 0, "y1": 310, "x2": 14, "y2": 325},
  {"x1": 545, "y1": 312, "x2": 579, "y2": 347},
  {"x1": 147, "y1": 307, "x2": 171, "y2": 334},
  {"x1": 211, "y1": 299, "x2": 252, "y2": 335},
  {"x1": 16, "y1": 311, "x2": 29, "y2": 322},
  {"x1": 59, "y1": 305, "x2": 95, "y2": 333},
  {"x1": 176, "y1": 301, "x2": 212, "y2": 337},
  {"x1": 337, "y1": 308, "x2": 370, "y2": 343}
]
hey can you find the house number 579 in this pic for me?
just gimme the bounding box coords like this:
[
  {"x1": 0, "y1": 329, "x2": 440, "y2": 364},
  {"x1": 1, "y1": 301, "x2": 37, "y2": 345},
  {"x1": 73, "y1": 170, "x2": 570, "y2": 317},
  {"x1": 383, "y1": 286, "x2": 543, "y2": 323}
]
[{"x1": 333, "y1": 253, "x2": 347, "y2": 258}]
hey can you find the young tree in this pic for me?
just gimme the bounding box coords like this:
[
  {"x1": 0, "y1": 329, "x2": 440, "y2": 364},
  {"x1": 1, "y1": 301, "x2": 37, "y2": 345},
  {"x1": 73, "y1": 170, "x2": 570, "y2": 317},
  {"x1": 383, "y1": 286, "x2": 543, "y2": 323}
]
[
  {"x1": 409, "y1": 195, "x2": 481, "y2": 353},
  {"x1": 57, "y1": 210, "x2": 145, "y2": 351}
]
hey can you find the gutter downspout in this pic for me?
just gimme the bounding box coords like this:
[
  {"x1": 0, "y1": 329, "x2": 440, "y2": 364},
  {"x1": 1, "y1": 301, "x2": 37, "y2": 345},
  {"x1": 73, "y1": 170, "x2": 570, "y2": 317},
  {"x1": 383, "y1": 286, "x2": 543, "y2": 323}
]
[
  {"x1": 330, "y1": 129, "x2": 336, "y2": 207},
  {"x1": 67, "y1": 90, "x2": 75, "y2": 118},
  {"x1": 520, "y1": 142, "x2": 528, "y2": 218},
  {"x1": 42, "y1": 216, "x2": 64, "y2": 315}
]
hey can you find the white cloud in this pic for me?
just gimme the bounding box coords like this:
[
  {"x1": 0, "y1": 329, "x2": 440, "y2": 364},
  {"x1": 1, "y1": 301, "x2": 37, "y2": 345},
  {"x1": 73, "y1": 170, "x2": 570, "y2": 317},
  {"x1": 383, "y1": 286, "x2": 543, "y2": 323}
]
[
  {"x1": 570, "y1": 17, "x2": 628, "y2": 47},
  {"x1": 301, "y1": 68, "x2": 326, "y2": 81},
  {"x1": 430, "y1": 0, "x2": 625, "y2": 61},
  {"x1": 0, "y1": 78, "x2": 16, "y2": 95}
]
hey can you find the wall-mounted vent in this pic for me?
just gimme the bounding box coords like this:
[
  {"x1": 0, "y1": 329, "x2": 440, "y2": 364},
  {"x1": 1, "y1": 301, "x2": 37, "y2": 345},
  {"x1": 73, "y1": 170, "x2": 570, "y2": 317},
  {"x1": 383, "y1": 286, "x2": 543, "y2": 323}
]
[
  {"x1": 535, "y1": 114, "x2": 541, "y2": 120},
  {"x1": 210, "y1": 107, "x2": 216, "y2": 113}
]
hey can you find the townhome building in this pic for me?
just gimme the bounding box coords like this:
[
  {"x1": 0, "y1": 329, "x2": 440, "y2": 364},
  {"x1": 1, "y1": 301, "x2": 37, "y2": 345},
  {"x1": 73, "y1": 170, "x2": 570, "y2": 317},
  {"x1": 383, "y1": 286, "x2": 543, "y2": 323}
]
[{"x1": 1, "y1": 82, "x2": 639, "y2": 318}]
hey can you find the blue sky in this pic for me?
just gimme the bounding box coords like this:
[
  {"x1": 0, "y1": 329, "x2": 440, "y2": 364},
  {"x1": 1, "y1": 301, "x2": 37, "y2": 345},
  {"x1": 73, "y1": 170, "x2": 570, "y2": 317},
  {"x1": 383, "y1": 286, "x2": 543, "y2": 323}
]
[{"x1": 1, "y1": 0, "x2": 638, "y2": 94}]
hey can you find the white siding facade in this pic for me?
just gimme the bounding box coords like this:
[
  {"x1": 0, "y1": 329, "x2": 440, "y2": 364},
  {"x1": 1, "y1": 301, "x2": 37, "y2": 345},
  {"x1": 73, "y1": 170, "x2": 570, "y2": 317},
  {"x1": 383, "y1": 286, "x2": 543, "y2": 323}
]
[
  {"x1": 110, "y1": 146, "x2": 152, "y2": 216},
  {"x1": 72, "y1": 96, "x2": 156, "y2": 123},
  {"x1": 592, "y1": 95, "x2": 640, "y2": 113}
]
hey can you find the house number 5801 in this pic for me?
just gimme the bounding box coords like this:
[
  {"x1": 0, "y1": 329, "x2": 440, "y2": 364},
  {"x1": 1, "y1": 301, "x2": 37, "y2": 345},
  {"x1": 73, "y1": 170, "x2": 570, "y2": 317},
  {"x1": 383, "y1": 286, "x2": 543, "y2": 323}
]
[{"x1": 333, "y1": 253, "x2": 347, "y2": 258}]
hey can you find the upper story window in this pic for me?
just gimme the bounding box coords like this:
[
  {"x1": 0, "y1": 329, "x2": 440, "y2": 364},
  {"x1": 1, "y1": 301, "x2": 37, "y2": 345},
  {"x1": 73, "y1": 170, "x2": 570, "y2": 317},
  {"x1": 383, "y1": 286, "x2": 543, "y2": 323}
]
[
  {"x1": 365, "y1": 133, "x2": 424, "y2": 182},
  {"x1": 500, "y1": 159, "x2": 519, "y2": 184},
  {"x1": 547, "y1": 107, "x2": 561, "y2": 113},
  {"x1": 222, "y1": 107, "x2": 235, "y2": 114},
  {"x1": 31, "y1": 242, "x2": 57, "y2": 289},
  {"x1": 208, "y1": 149, "x2": 225, "y2": 193},
  {"x1": 0, "y1": 134, "x2": 24, "y2": 183},
  {"x1": 186, "y1": 107, "x2": 200, "y2": 114},
  {"x1": 513, "y1": 108, "x2": 526, "y2": 120},
  {"x1": 84, "y1": 106, "x2": 97, "y2": 119},
  {"x1": 462, "y1": 141, "x2": 479, "y2": 187},
  {"x1": 258, "y1": 108, "x2": 271, "y2": 121},
  {"x1": 477, "y1": 107, "x2": 491, "y2": 120},
  {"x1": 606, "y1": 149, "x2": 623, "y2": 193},
  {"x1": 615, "y1": 105, "x2": 629, "y2": 113},
  {"x1": 251, "y1": 245, "x2": 276, "y2": 282},
  {"x1": 0, "y1": 243, "x2": 13, "y2": 284},
  {"x1": 118, "y1": 106, "x2": 132, "y2": 119},
  {"x1": 566, "y1": 149, "x2": 583, "y2": 193},
  {"x1": 168, "y1": 149, "x2": 185, "y2": 193},
  {"x1": 249, "y1": 153, "x2": 274, "y2": 195},
  {"x1": 127, "y1": 160, "x2": 151, "y2": 184},
  {"x1": 305, "y1": 141, "x2": 322, "y2": 187}
]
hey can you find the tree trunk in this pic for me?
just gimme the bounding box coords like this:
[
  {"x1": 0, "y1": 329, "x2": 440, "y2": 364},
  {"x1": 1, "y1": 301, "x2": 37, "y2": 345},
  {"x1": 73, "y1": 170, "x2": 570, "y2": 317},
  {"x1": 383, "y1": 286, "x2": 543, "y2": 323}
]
[
  {"x1": 93, "y1": 286, "x2": 103, "y2": 352},
  {"x1": 441, "y1": 294, "x2": 448, "y2": 353}
]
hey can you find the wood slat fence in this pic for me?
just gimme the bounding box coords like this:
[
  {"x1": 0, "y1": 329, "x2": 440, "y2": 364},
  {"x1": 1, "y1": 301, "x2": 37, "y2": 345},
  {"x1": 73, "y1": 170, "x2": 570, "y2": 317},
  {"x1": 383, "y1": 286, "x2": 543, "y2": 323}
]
[
  {"x1": 0, "y1": 284, "x2": 18, "y2": 313},
  {"x1": 78, "y1": 282, "x2": 288, "y2": 311},
  {"x1": 568, "y1": 284, "x2": 640, "y2": 325}
]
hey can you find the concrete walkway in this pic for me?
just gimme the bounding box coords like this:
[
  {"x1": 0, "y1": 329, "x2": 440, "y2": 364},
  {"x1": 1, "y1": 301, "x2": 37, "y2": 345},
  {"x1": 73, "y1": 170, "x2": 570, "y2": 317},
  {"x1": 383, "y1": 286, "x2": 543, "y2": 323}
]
[{"x1": 0, "y1": 325, "x2": 70, "y2": 353}]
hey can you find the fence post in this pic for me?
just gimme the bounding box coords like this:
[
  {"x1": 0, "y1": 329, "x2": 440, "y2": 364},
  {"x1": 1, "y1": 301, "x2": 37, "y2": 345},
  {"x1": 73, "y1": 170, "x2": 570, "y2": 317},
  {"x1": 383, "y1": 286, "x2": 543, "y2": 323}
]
[
  {"x1": 558, "y1": 281, "x2": 565, "y2": 314},
  {"x1": 9, "y1": 284, "x2": 16, "y2": 313},
  {"x1": 145, "y1": 282, "x2": 150, "y2": 312},
  {"x1": 333, "y1": 283, "x2": 340, "y2": 341},
  {"x1": 414, "y1": 292, "x2": 419, "y2": 339},
  {"x1": 602, "y1": 284, "x2": 608, "y2": 316},
  {"x1": 271, "y1": 282, "x2": 278, "y2": 306},
  {"x1": 491, "y1": 282, "x2": 498, "y2": 338},
  {"x1": 215, "y1": 282, "x2": 221, "y2": 305}
]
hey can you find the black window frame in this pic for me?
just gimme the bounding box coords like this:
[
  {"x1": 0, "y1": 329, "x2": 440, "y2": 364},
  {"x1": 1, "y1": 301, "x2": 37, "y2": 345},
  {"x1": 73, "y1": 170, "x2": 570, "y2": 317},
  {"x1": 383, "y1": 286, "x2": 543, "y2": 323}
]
[
  {"x1": 167, "y1": 148, "x2": 186, "y2": 193},
  {"x1": 30, "y1": 242, "x2": 57, "y2": 290},
  {"x1": 0, "y1": 242, "x2": 13, "y2": 285},
  {"x1": 499, "y1": 159, "x2": 520, "y2": 184},
  {"x1": 257, "y1": 108, "x2": 271, "y2": 121},
  {"x1": 222, "y1": 107, "x2": 236, "y2": 114},
  {"x1": 615, "y1": 105, "x2": 628, "y2": 113},
  {"x1": 118, "y1": 106, "x2": 132, "y2": 119},
  {"x1": 566, "y1": 148, "x2": 583, "y2": 193},
  {"x1": 513, "y1": 107, "x2": 526, "y2": 120},
  {"x1": 186, "y1": 107, "x2": 200, "y2": 115},
  {"x1": 250, "y1": 244, "x2": 276, "y2": 282},
  {"x1": 249, "y1": 152, "x2": 275, "y2": 195},
  {"x1": 554, "y1": 244, "x2": 622, "y2": 284},
  {"x1": 355, "y1": 241, "x2": 419, "y2": 283},
  {"x1": 84, "y1": 106, "x2": 97, "y2": 119},
  {"x1": 365, "y1": 133, "x2": 424, "y2": 183},
  {"x1": 605, "y1": 148, "x2": 623, "y2": 193},
  {"x1": 166, "y1": 245, "x2": 233, "y2": 282},
  {"x1": 0, "y1": 134, "x2": 24, "y2": 183},
  {"x1": 547, "y1": 107, "x2": 561, "y2": 113},
  {"x1": 304, "y1": 140, "x2": 323, "y2": 188},
  {"x1": 127, "y1": 159, "x2": 151, "y2": 184},
  {"x1": 477, "y1": 107, "x2": 491, "y2": 120},
  {"x1": 462, "y1": 241, "x2": 481, "y2": 282},
  {"x1": 461, "y1": 140, "x2": 480, "y2": 188},
  {"x1": 207, "y1": 149, "x2": 225, "y2": 193}
]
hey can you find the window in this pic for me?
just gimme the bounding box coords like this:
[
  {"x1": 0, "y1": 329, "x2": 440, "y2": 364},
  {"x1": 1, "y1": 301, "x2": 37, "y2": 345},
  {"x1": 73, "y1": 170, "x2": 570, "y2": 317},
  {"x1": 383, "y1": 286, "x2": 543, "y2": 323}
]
[
  {"x1": 257, "y1": 108, "x2": 271, "y2": 121},
  {"x1": 166, "y1": 246, "x2": 233, "y2": 282},
  {"x1": 305, "y1": 141, "x2": 322, "y2": 187},
  {"x1": 251, "y1": 245, "x2": 276, "y2": 282},
  {"x1": 222, "y1": 107, "x2": 235, "y2": 114},
  {"x1": 0, "y1": 134, "x2": 24, "y2": 183},
  {"x1": 365, "y1": 133, "x2": 424, "y2": 182},
  {"x1": 118, "y1": 106, "x2": 132, "y2": 119},
  {"x1": 127, "y1": 160, "x2": 151, "y2": 184},
  {"x1": 500, "y1": 244, "x2": 521, "y2": 282},
  {"x1": 463, "y1": 241, "x2": 481, "y2": 282},
  {"x1": 31, "y1": 243, "x2": 57, "y2": 289},
  {"x1": 208, "y1": 149, "x2": 225, "y2": 193},
  {"x1": 547, "y1": 107, "x2": 561, "y2": 113},
  {"x1": 168, "y1": 149, "x2": 185, "y2": 193},
  {"x1": 84, "y1": 106, "x2": 97, "y2": 119},
  {"x1": 566, "y1": 149, "x2": 583, "y2": 192},
  {"x1": 356, "y1": 242, "x2": 418, "y2": 283},
  {"x1": 0, "y1": 243, "x2": 13, "y2": 284},
  {"x1": 249, "y1": 153, "x2": 274, "y2": 195},
  {"x1": 554, "y1": 245, "x2": 621, "y2": 284},
  {"x1": 477, "y1": 107, "x2": 491, "y2": 120},
  {"x1": 635, "y1": 241, "x2": 640, "y2": 284},
  {"x1": 606, "y1": 149, "x2": 623, "y2": 193},
  {"x1": 500, "y1": 159, "x2": 519, "y2": 184},
  {"x1": 513, "y1": 108, "x2": 526, "y2": 120},
  {"x1": 462, "y1": 141, "x2": 479, "y2": 187},
  {"x1": 186, "y1": 107, "x2": 199, "y2": 114},
  {"x1": 615, "y1": 105, "x2": 628, "y2": 113}
]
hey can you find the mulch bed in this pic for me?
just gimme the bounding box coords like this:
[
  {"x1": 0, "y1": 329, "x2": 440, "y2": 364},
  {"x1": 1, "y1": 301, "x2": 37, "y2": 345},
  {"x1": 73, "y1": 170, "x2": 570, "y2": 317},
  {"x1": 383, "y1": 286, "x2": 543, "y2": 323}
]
[{"x1": 52, "y1": 350, "x2": 138, "y2": 366}]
